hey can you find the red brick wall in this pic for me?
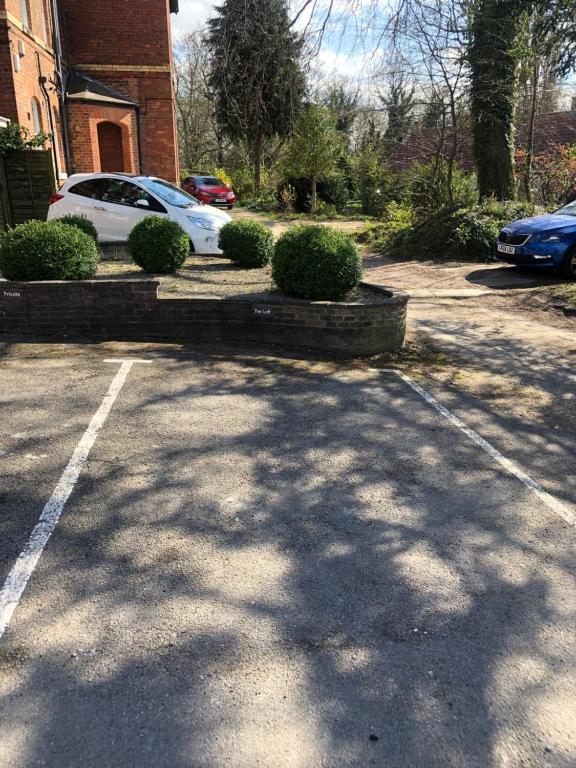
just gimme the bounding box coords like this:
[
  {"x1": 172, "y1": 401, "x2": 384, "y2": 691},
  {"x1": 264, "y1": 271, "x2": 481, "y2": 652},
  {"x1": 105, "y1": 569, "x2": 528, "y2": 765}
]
[
  {"x1": 59, "y1": 0, "x2": 172, "y2": 68},
  {"x1": 59, "y1": 0, "x2": 179, "y2": 182},
  {"x1": 0, "y1": 1, "x2": 65, "y2": 177},
  {"x1": 0, "y1": 0, "x2": 179, "y2": 183}
]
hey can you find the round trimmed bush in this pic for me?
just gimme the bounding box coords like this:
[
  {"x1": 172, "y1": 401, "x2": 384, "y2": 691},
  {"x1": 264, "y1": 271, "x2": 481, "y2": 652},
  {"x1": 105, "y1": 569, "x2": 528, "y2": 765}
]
[
  {"x1": 0, "y1": 220, "x2": 99, "y2": 281},
  {"x1": 272, "y1": 224, "x2": 362, "y2": 301},
  {"x1": 218, "y1": 219, "x2": 274, "y2": 268},
  {"x1": 56, "y1": 214, "x2": 99, "y2": 242},
  {"x1": 128, "y1": 216, "x2": 188, "y2": 274}
]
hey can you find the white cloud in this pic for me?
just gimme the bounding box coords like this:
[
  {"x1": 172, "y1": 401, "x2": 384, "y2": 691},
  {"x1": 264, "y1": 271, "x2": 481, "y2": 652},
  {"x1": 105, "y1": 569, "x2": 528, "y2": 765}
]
[
  {"x1": 170, "y1": 0, "x2": 381, "y2": 89},
  {"x1": 171, "y1": 0, "x2": 216, "y2": 38}
]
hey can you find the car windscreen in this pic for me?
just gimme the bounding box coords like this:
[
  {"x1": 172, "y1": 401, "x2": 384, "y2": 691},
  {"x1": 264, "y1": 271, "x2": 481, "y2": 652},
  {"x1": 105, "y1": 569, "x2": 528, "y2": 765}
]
[
  {"x1": 197, "y1": 177, "x2": 224, "y2": 186},
  {"x1": 554, "y1": 200, "x2": 576, "y2": 216},
  {"x1": 139, "y1": 178, "x2": 199, "y2": 208}
]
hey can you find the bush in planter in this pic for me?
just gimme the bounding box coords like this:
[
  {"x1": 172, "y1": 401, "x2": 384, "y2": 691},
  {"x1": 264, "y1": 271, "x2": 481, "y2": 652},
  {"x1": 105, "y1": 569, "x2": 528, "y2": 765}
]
[
  {"x1": 218, "y1": 219, "x2": 274, "y2": 267},
  {"x1": 56, "y1": 214, "x2": 99, "y2": 242},
  {"x1": 273, "y1": 224, "x2": 362, "y2": 300},
  {"x1": 128, "y1": 216, "x2": 188, "y2": 273},
  {"x1": 0, "y1": 219, "x2": 99, "y2": 281}
]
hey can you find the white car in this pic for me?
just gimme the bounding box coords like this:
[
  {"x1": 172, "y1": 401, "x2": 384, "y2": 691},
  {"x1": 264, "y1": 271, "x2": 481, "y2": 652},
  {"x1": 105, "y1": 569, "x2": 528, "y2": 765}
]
[{"x1": 47, "y1": 173, "x2": 231, "y2": 253}]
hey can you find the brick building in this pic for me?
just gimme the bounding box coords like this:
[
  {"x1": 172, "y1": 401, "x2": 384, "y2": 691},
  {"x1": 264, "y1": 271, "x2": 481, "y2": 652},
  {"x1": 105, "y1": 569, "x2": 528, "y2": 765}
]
[{"x1": 0, "y1": 0, "x2": 180, "y2": 182}]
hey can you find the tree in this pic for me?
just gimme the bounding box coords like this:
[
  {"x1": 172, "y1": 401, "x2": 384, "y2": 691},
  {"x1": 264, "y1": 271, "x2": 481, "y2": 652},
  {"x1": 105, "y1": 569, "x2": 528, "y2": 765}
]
[
  {"x1": 380, "y1": 74, "x2": 415, "y2": 158},
  {"x1": 321, "y1": 81, "x2": 360, "y2": 144},
  {"x1": 385, "y1": 0, "x2": 468, "y2": 205},
  {"x1": 284, "y1": 105, "x2": 344, "y2": 213},
  {"x1": 207, "y1": 0, "x2": 306, "y2": 191},
  {"x1": 535, "y1": 0, "x2": 576, "y2": 78},
  {"x1": 174, "y1": 32, "x2": 224, "y2": 172},
  {"x1": 469, "y1": 0, "x2": 526, "y2": 200}
]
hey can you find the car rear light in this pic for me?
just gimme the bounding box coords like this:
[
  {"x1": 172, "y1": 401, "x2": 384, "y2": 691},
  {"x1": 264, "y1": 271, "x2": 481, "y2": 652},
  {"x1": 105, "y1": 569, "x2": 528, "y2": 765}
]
[{"x1": 48, "y1": 193, "x2": 64, "y2": 205}]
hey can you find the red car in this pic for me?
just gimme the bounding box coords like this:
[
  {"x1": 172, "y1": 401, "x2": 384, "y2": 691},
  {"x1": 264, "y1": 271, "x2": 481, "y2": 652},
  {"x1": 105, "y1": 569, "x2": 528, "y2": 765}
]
[{"x1": 181, "y1": 175, "x2": 236, "y2": 209}]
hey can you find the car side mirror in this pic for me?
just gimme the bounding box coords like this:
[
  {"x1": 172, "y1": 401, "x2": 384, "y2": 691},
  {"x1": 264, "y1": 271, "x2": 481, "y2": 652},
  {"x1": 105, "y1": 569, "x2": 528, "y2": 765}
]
[{"x1": 135, "y1": 198, "x2": 150, "y2": 208}]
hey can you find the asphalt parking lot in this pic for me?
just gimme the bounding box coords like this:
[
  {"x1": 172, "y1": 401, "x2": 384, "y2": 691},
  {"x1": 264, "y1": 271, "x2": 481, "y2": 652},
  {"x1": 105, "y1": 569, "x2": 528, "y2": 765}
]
[{"x1": 0, "y1": 342, "x2": 574, "y2": 768}]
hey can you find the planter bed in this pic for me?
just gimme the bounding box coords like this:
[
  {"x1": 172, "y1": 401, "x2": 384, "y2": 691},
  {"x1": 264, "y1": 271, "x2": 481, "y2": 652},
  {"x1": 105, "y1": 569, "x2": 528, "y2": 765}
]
[
  {"x1": 95, "y1": 255, "x2": 394, "y2": 304},
  {"x1": 0, "y1": 256, "x2": 408, "y2": 355}
]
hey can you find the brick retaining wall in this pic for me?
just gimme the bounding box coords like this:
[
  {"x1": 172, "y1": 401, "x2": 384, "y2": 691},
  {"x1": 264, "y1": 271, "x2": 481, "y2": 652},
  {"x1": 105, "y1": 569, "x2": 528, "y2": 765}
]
[{"x1": 0, "y1": 279, "x2": 408, "y2": 355}]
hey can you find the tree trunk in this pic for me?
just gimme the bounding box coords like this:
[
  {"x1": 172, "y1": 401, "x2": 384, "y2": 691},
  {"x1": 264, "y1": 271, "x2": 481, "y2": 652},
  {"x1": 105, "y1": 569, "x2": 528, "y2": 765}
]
[
  {"x1": 447, "y1": 89, "x2": 459, "y2": 206},
  {"x1": 523, "y1": 58, "x2": 539, "y2": 202},
  {"x1": 253, "y1": 131, "x2": 262, "y2": 193},
  {"x1": 311, "y1": 175, "x2": 317, "y2": 214},
  {"x1": 470, "y1": 0, "x2": 523, "y2": 201}
]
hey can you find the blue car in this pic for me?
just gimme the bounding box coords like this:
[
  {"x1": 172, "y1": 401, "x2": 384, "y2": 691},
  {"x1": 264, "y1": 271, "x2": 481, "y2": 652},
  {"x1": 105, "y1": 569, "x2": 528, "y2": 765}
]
[{"x1": 495, "y1": 200, "x2": 576, "y2": 279}]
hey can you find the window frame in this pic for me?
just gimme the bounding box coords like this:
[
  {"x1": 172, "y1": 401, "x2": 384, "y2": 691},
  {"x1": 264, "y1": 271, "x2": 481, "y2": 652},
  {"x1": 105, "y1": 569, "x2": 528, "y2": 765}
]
[
  {"x1": 31, "y1": 98, "x2": 43, "y2": 135},
  {"x1": 20, "y1": 0, "x2": 30, "y2": 29}
]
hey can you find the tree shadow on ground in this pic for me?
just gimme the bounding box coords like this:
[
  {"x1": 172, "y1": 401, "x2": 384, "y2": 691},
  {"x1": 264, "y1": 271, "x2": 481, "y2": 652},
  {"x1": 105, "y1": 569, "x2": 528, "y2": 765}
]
[
  {"x1": 0, "y1": 353, "x2": 574, "y2": 767},
  {"x1": 466, "y1": 265, "x2": 566, "y2": 290}
]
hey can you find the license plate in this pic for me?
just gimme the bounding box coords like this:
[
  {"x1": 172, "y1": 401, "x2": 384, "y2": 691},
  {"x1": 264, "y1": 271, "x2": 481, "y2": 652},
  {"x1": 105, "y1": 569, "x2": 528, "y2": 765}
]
[
  {"x1": 215, "y1": 198, "x2": 227, "y2": 203},
  {"x1": 497, "y1": 243, "x2": 516, "y2": 254}
]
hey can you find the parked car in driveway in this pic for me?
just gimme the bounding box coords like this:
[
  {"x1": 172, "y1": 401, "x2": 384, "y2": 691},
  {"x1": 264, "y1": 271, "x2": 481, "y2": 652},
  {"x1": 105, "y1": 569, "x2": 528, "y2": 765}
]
[
  {"x1": 181, "y1": 175, "x2": 236, "y2": 209},
  {"x1": 495, "y1": 200, "x2": 576, "y2": 279},
  {"x1": 47, "y1": 173, "x2": 232, "y2": 253}
]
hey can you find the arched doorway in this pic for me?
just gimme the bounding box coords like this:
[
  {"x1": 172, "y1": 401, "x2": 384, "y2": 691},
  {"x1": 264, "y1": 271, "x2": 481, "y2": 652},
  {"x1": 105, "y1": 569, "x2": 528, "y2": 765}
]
[{"x1": 97, "y1": 122, "x2": 125, "y2": 172}]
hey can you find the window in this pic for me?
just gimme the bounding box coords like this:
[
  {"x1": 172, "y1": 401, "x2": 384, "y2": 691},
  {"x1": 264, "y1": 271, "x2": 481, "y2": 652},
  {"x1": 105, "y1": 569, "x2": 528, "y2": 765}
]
[
  {"x1": 139, "y1": 177, "x2": 199, "y2": 208},
  {"x1": 196, "y1": 177, "x2": 224, "y2": 186},
  {"x1": 40, "y1": 0, "x2": 48, "y2": 41},
  {"x1": 99, "y1": 179, "x2": 166, "y2": 212},
  {"x1": 20, "y1": 0, "x2": 30, "y2": 28},
  {"x1": 69, "y1": 179, "x2": 104, "y2": 199},
  {"x1": 31, "y1": 98, "x2": 43, "y2": 135},
  {"x1": 555, "y1": 201, "x2": 576, "y2": 217}
]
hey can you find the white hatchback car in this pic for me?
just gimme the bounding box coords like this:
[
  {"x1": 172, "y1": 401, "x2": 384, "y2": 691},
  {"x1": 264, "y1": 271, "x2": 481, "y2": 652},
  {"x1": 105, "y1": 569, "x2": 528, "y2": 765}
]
[{"x1": 47, "y1": 173, "x2": 231, "y2": 253}]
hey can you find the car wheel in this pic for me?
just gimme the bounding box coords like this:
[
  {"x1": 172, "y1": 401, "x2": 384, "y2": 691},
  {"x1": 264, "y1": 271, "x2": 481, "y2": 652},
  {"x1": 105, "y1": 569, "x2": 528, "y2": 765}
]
[
  {"x1": 228, "y1": 205, "x2": 234, "y2": 210},
  {"x1": 561, "y1": 248, "x2": 576, "y2": 280},
  {"x1": 189, "y1": 239, "x2": 195, "y2": 254}
]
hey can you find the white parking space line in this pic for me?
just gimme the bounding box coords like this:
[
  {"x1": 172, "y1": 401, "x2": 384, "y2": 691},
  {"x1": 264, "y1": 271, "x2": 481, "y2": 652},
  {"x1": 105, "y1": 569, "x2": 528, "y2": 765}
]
[
  {"x1": 383, "y1": 369, "x2": 575, "y2": 528},
  {"x1": 0, "y1": 359, "x2": 150, "y2": 641}
]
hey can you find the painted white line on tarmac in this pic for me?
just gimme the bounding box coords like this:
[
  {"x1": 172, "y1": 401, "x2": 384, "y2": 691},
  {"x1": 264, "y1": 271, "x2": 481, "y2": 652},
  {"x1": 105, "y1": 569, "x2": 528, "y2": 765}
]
[
  {"x1": 0, "y1": 360, "x2": 150, "y2": 641},
  {"x1": 103, "y1": 358, "x2": 153, "y2": 364},
  {"x1": 382, "y1": 369, "x2": 575, "y2": 528}
]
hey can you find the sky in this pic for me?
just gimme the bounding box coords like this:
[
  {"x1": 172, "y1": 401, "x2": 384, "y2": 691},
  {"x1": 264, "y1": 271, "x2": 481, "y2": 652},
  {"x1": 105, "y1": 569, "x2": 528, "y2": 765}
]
[{"x1": 170, "y1": 0, "x2": 383, "y2": 84}]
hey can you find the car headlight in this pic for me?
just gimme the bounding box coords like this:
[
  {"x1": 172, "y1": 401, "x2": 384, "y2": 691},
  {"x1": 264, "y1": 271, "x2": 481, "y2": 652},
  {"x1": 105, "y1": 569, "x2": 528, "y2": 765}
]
[
  {"x1": 533, "y1": 233, "x2": 562, "y2": 243},
  {"x1": 186, "y1": 216, "x2": 220, "y2": 231}
]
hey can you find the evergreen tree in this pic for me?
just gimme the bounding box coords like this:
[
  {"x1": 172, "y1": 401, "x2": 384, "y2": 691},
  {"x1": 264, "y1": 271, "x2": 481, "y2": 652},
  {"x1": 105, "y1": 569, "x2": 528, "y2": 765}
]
[
  {"x1": 207, "y1": 0, "x2": 306, "y2": 191},
  {"x1": 535, "y1": 0, "x2": 576, "y2": 78}
]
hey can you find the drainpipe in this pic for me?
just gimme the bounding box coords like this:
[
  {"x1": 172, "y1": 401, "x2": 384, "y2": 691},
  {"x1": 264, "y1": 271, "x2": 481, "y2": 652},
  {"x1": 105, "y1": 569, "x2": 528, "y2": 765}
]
[
  {"x1": 36, "y1": 51, "x2": 60, "y2": 180},
  {"x1": 49, "y1": 0, "x2": 72, "y2": 175},
  {"x1": 135, "y1": 103, "x2": 143, "y2": 174}
]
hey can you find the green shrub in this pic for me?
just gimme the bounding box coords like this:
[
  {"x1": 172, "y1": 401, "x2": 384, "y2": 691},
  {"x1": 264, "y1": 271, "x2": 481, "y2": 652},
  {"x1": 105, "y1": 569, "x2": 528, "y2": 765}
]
[
  {"x1": 0, "y1": 219, "x2": 99, "y2": 281},
  {"x1": 278, "y1": 174, "x2": 350, "y2": 214},
  {"x1": 56, "y1": 214, "x2": 99, "y2": 242},
  {"x1": 388, "y1": 199, "x2": 539, "y2": 262},
  {"x1": 245, "y1": 188, "x2": 278, "y2": 213},
  {"x1": 218, "y1": 219, "x2": 274, "y2": 267},
  {"x1": 353, "y1": 150, "x2": 392, "y2": 216},
  {"x1": 360, "y1": 202, "x2": 415, "y2": 249},
  {"x1": 394, "y1": 161, "x2": 478, "y2": 212},
  {"x1": 273, "y1": 224, "x2": 362, "y2": 300},
  {"x1": 128, "y1": 216, "x2": 188, "y2": 274}
]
